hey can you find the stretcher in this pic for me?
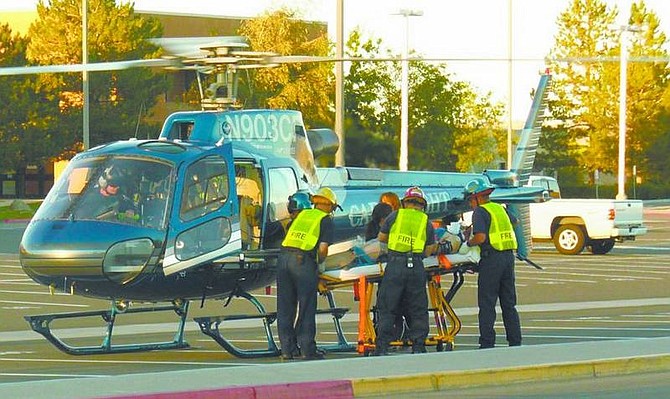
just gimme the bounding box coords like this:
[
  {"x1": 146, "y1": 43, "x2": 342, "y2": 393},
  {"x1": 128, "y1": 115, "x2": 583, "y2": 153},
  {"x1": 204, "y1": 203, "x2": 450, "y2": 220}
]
[{"x1": 319, "y1": 241, "x2": 480, "y2": 355}]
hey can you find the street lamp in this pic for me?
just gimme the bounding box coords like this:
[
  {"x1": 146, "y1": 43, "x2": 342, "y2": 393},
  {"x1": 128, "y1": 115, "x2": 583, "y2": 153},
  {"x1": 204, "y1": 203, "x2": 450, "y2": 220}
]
[
  {"x1": 507, "y1": 0, "x2": 513, "y2": 169},
  {"x1": 334, "y1": 0, "x2": 345, "y2": 166},
  {"x1": 82, "y1": 0, "x2": 89, "y2": 150},
  {"x1": 615, "y1": 24, "x2": 642, "y2": 200},
  {"x1": 394, "y1": 9, "x2": 422, "y2": 171}
]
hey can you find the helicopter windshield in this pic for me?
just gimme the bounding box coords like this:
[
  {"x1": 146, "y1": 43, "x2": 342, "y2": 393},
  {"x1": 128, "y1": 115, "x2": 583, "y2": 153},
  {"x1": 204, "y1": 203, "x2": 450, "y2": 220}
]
[{"x1": 35, "y1": 156, "x2": 174, "y2": 229}]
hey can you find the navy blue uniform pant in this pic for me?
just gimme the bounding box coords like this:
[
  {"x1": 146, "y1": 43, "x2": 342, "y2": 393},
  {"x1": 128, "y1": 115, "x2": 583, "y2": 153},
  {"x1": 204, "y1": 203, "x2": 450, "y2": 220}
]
[
  {"x1": 477, "y1": 249, "x2": 522, "y2": 348},
  {"x1": 276, "y1": 250, "x2": 319, "y2": 357},
  {"x1": 375, "y1": 256, "x2": 429, "y2": 353}
]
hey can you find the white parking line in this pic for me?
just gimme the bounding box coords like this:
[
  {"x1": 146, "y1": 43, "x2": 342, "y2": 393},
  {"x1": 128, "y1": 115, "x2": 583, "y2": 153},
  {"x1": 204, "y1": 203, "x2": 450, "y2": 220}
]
[
  {"x1": 520, "y1": 325, "x2": 670, "y2": 332},
  {"x1": 525, "y1": 270, "x2": 663, "y2": 281},
  {"x1": 0, "y1": 300, "x2": 88, "y2": 308},
  {"x1": 0, "y1": 373, "x2": 106, "y2": 378},
  {"x1": 0, "y1": 357, "x2": 256, "y2": 367},
  {"x1": 531, "y1": 318, "x2": 670, "y2": 325},
  {"x1": 517, "y1": 276, "x2": 597, "y2": 284},
  {"x1": 0, "y1": 289, "x2": 71, "y2": 296}
]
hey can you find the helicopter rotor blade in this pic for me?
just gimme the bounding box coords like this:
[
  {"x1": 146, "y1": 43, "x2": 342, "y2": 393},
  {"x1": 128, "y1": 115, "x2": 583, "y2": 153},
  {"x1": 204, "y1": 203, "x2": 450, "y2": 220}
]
[
  {"x1": 549, "y1": 55, "x2": 670, "y2": 63},
  {"x1": 264, "y1": 55, "x2": 553, "y2": 64},
  {"x1": 0, "y1": 58, "x2": 180, "y2": 76},
  {"x1": 148, "y1": 36, "x2": 249, "y2": 58}
]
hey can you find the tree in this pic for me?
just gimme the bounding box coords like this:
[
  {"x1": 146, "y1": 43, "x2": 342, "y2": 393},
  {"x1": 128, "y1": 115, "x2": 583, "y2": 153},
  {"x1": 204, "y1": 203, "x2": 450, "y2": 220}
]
[
  {"x1": 547, "y1": 0, "x2": 670, "y2": 184},
  {"x1": 0, "y1": 23, "x2": 69, "y2": 197},
  {"x1": 344, "y1": 29, "x2": 504, "y2": 171},
  {"x1": 343, "y1": 30, "x2": 398, "y2": 168},
  {"x1": 238, "y1": 9, "x2": 333, "y2": 129},
  {"x1": 625, "y1": 1, "x2": 670, "y2": 183},
  {"x1": 547, "y1": 0, "x2": 618, "y2": 178},
  {"x1": 26, "y1": 0, "x2": 167, "y2": 148},
  {"x1": 645, "y1": 85, "x2": 670, "y2": 182},
  {"x1": 0, "y1": 23, "x2": 28, "y2": 171}
]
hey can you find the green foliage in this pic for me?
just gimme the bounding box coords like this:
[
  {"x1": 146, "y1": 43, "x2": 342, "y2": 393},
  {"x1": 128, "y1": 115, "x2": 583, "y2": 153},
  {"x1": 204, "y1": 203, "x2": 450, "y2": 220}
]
[
  {"x1": 0, "y1": 23, "x2": 28, "y2": 171},
  {"x1": 0, "y1": 202, "x2": 40, "y2": 220},
  {"x1": 645, "y1": 96, "x2": 670, "y2": 181},
  {"x1": 627, "y1": 1, "x2": 670, "y2": 183},
  {"x1": 547, "y1": 0, "x2": 619, "y2": 176},
  {"x1": 547, "y1": 0, "x2": 670, "y2": 185},
  {"x1": 534, "y1": 126, "x2": 580, "y2": 177},
  {"x1": 238, "y1": 9, "x2": 333, "y2": 128},
  {"x1": 0, "y1": 23, "x2": 70, "y2": 178},
  {"x1": 344, "y1": 29, "x2": 504, "y2": 171},
  {"x1": 343, "y1": 30, "x2": 398, "y2": 167},
  {"x1": 26, "y1": 0, "x2": 167, "y2": 147}
]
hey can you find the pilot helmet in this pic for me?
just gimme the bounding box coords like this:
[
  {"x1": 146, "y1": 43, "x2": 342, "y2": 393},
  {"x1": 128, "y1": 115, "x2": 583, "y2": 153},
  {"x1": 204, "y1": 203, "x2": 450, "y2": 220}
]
[
  {"x1": 463, "y1": 177, "x2": 495, "y2": 199},
  {"x1": 401, "y1": 186, "x2": 427, "y2": 209},
  {"x1": 98, "y1": 166, "x2": 121, "y2": 197},
  {"x1": 287, "y1": 191, "x2": 312, "y2": 213}
]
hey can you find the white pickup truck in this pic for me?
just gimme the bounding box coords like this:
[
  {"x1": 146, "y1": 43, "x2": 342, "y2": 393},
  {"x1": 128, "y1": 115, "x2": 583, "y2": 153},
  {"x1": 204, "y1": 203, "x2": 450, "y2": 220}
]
[{"x1": 526, "y1": 176, "x2": 648, "y2": 255}]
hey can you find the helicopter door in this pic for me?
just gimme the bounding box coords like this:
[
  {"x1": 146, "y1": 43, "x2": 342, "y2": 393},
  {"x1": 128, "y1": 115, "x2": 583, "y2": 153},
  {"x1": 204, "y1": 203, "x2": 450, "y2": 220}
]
[
  {"x1": 258, "y1": 163, "x2": 300, "y2": 250},
  {"x1": 234, "y1": 161, "x2": 264, "y2": 250},
  {"x1": 162, "y1": 146, "x2": 239, "y2": 276}
]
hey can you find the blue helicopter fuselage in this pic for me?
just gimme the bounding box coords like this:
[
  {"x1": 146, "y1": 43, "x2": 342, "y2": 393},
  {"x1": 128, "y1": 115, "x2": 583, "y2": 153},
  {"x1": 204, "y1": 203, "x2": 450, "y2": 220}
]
[{"x1": 20, "y1": 108, "x2": 547, "y2": 303}]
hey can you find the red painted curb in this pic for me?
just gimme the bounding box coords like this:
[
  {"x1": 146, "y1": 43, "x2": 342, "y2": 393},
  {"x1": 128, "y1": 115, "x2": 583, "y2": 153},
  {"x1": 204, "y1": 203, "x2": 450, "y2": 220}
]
[{"x1": 100, "y1": 380, "x2": 354, "y2": 399}]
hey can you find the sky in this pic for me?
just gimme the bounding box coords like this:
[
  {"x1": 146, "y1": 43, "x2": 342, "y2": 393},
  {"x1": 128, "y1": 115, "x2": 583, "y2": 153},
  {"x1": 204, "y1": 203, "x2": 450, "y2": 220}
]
[{"x1": 2, "y1": 0, "x2": 670, "y2": 123}]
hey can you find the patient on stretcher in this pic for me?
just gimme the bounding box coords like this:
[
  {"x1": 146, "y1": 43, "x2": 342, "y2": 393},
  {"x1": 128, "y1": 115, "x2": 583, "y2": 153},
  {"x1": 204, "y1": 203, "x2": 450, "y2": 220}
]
[{"x1": 320, "y1": 221, "x2": 480, "y2": 283}]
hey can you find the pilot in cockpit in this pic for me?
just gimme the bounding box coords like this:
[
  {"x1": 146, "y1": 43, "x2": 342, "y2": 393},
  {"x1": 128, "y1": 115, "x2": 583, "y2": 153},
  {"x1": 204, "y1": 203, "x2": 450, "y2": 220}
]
[{"x1": 98, "y1": 166, "x2": 138, "y2": 222}]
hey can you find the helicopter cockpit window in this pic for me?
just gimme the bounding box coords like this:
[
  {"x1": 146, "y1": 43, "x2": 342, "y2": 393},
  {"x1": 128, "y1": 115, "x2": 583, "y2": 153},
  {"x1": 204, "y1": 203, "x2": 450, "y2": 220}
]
[
  {"x1": 180, "y1": 155, "x2": 229, "y2": 222},
  {"x1": 34, "y1": 156, "x2": 173, "y2": 229},
  {"x1": 166, "y1": 121, "x2": 195, "y2": 141}
]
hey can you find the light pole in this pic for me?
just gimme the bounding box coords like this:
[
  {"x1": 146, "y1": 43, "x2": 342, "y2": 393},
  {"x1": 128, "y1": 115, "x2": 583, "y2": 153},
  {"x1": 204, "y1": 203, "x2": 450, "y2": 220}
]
[
  {"x1": 334, "y1": 0, "x2": 345, "y2": 166},
  {"x1": 615, "y1": 24, "x2": 641, "y2": 200},
  {"x1": 507, "y1": 0, "x2": 513, "y2": 169},
  {"x1": 395, "y1": 9, "x2": 422, "y2": 171},
  {"x1": 82, "y1": 0, "x2": 89, "y2": 150}
]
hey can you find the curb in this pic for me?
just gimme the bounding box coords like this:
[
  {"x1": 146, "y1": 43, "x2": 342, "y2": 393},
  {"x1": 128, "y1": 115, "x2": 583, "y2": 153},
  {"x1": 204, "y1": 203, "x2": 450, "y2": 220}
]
[
  {"x1": 100, "y1": 380, "x2": 355, "y2": 399},
  {"x1": 350, "y1": 353, "x2": 670, "y2": 397},
  {"x1": 96, "y1": 353, "x2": 670, "y2": 399}
]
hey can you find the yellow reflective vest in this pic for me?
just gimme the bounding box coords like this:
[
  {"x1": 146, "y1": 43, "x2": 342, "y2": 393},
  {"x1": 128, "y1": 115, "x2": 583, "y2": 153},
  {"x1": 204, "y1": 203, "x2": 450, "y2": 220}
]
[
  {"x1": 281, "y1": 208, "x2": 328, "y2": 251},
  {"x1": 388, "y1": 209, "x2": 428, "y2": 254},
  {"x1": 480, "y1": 202, "x2": 517, "y2": 251}
]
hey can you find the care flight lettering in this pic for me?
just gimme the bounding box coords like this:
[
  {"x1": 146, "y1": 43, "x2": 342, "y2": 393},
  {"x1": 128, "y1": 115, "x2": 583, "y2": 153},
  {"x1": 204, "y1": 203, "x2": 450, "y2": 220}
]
[{"x1": 346, "y1": 191, "x2": 452, "y2": 229}]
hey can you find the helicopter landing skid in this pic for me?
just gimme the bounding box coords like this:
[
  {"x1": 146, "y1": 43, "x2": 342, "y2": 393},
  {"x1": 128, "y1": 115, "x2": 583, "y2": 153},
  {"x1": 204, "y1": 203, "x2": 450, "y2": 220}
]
[
  {"x1": 24, "y1": 300, "x2": 191, "y2": 355},
  {"x1": 194, "y1": 290, "x2": 353, "y2": 358},
  {"x1": 194, "y1": 291, "x2": 280, "y2": 358}
]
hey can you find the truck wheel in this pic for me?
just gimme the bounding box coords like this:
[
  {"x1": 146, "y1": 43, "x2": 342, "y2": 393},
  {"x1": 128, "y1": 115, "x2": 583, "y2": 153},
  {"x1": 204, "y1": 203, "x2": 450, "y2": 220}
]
[
  {"x1": 589, "y1": 239, "x2": 615, "y2": 255},
  {"x1": 553, "y1": 224, "x2": 586, "y2": 255}
]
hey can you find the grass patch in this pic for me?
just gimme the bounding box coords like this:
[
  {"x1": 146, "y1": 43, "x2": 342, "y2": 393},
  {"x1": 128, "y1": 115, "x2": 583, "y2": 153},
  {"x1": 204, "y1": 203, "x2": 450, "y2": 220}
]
[{"x1": 0, "y1": 201, "x2": 41, "y2": 220}]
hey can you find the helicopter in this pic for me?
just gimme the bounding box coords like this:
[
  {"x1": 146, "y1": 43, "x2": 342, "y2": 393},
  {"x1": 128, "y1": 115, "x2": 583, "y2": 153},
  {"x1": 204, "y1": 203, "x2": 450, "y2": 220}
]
[{"x1": 11, "y1": 36, "x2": 552, "y2": 356}]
